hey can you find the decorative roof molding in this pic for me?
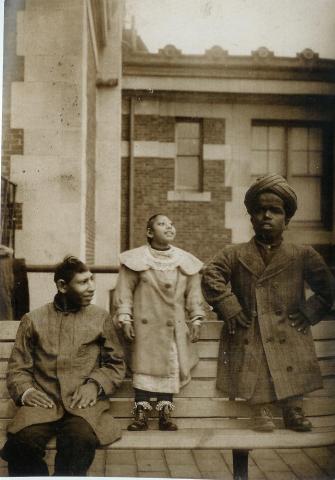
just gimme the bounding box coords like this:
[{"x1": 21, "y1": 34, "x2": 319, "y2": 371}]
[
  {"x1": 205, "y1": 45, "x2": 228, "y2": 60},
  {"x1": 297, "y1": 48, "x2": 319, "y2": 62},
  {"x1": 251, "y1": 46, "x2": 275, "y2": 59},
  {"x1": 123, "y1": 44, "x2": 335, "y2": 83},
  {"x1": 158, "y1": 44, "x2": 182, "y2": 57}
]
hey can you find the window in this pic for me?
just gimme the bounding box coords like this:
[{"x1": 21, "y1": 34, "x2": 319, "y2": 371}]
[
  {"x1": 175, "y1": 120, "x2": 202, "y2": 191},
  {"x1": 251, "y1": 121, "x2": 333, "y2": 228}
]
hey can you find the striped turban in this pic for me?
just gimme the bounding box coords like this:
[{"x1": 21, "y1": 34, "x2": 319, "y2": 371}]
[{"x1": 244, "y1": 174, "x2": 298, "y2": 219}]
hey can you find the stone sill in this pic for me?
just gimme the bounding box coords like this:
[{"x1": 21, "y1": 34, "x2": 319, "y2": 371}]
[{"x1": 167, "y1": 191, "x2": 211, "y2": 202}]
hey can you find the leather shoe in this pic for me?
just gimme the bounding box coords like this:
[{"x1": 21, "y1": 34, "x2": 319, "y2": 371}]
[{"x1": 283, "y1": 407, "x2": 312, "y2": 432}]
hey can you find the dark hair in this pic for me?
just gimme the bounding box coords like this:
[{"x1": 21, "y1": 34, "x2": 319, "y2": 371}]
[
  {"x1": 54, "y1": 255, "x2": 88, "y2": 284},
  {"x1": 146, "y1": 213, "x2": 165, "y2": 243}
]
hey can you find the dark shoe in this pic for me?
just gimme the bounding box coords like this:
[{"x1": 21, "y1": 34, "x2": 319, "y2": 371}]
[
  {"x1": 252, "y1": 405, "x2": 275, "y2": 432},
  {"x1": 127, "y1": 402, "x2": 151, "y2": 431},
  {"x1": 157, "y1": 401, "x2": 178, "y2": 431},
  {"x1": 283, "y1": 407, "x2": 312, "y2": 432}
]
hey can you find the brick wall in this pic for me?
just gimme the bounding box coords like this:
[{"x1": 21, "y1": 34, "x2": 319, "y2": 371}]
[
  {"x1": 121, "y1": 109, "x2": 232, "y2": 262},
  {"x1": 203, "y1": 118, "x2": 225, "y2": 144},
  {"x1": 85, "y1": 28, "x2": 96, "y2": 264},
  {"x1": 2, "y1": 0, "x2": 25, "y2": 179},
  {"x1": 122, "y1": 114, "x2": 175, "y2": 142}
]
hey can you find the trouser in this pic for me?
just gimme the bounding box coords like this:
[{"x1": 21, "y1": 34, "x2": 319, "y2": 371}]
[
  {"x1": 1, "y1": 412, "x2": 98, "y2": 476},
  {"x1": 134, "y1": 388, "x2": 173, "y2": 403}
]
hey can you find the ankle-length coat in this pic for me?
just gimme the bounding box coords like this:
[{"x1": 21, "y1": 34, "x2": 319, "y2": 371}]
[
  {"x1": 201, "y1": 238, "x2": 334, "y2": 402},
  {"x1": 6, "y1": 303, "x2": 126, "y2": 446}
]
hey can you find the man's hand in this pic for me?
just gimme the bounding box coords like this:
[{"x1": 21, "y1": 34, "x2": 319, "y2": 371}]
[
  {"x1": 289, "y1": 312, "x2": 310, "y2": 334},
  {"x1": 226, "y1": 312, "x2": 251, "y2": 335},
  {"x1": 190, "y1": 323, "x2": 201, "y2": 343},
  {"x1": 123, "y1": 322, "x2": 135, "y2": 342},
  {"x1": 70, "y1": 383, "x2": 98, "y2": 409},
  {"x1": 23, "y1": 388, "x2": 54, "y2": 408}
]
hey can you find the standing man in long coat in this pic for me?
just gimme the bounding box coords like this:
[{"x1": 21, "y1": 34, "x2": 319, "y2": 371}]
[
  {"x1": 1, "y1": 256, "x2": 125, "y2": 476},
  {"x1": 201, "y1": 174, "x2": 334, "y2": 432}
]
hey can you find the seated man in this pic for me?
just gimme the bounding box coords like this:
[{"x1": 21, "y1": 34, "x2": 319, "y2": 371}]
[{"x1": 1, "y1": 256, "x2": 126, "y2": 476}]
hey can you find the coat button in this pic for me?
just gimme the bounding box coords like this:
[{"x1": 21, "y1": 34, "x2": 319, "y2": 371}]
[
  {"x1": 142, "y1": 318, "x2": 148, "y2": 324},
  {"x1": 272, "y1": 282, "x2": 279, "y2": 289},
  {"x1": 275, "y1": 309, "x2": 282, "y2": 316},
  {"x1": 165, "y1": 283, "x2": 172, "y2": 289},
  {"x1": 287, "y1": 366, "x2": 293, "y2": 372},
  {"x1": 166, "y1": 320, "x2": 173, "y2": 326},
  {"x1": 279, "y1": 338, "x2": 286, "y2": 344}
]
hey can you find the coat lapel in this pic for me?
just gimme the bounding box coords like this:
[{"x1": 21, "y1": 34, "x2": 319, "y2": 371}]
[
  {"x1": 237, "y1": 238, "x2": 294, "y2": 281},
  {"x1": 260, "y1": 242, "x2": 295, "y2": 281},
  {"x1": 237, "y1": 238, "x2": 266, "y2": 278}
]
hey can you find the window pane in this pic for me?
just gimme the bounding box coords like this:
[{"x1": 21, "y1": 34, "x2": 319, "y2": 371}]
[
  {"x1": 309, "y1": 151, "x2": 323, "y2": 175},
  {"x1": 290, "y1": 177, "x2": 321, "y2": 222},
  {"x1": 251, "y1": 151, "x2": 268, "y2": 175},
  {"x1": 308, "y1": 128, "x2": 322, "y2": 150},
  {"x1": 177, "y1": 138, "x2": 200, "y2": 155},
  {"x1": 269, "y1": 127, "x2": 284, "y2": 149},
  {"x1": 290, "y1": 128, "x2": 308, "y2": 150},
  {"x1": 177, "y1": 122, "x2": 200, "y2": 139},
  {"x1": 252, "y1": 126, "x2": 267, "y2": 149},
  {"x1": 268, "y1": 150, "x2": 285, "y2": 176},
  {"x1": 176, "y1": 156, "x2": 199, "y2": 190},
  {"x1": 290, "y1": 151, "x2": 308, "y2": 175}
]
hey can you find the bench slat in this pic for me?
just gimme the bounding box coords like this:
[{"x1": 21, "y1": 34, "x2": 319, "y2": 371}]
[
  {"x1": 1, "y1": 357, "x2": 334, "y2": 379},
  {"x1": 1, "y1": 397, "x2": 333, "y2": 419},
  {"x1": 0, "y1": 415, "x2": 334, "y2": 432},
  {"x1": 196, "y1": 339, "x2": 335, "y2": 359},
  {"x1": 1, "y1": 426, "x2": 335, "y2": 451},
  {"x1": 1, "y1": 319, "x2": 333, "y2": 342},
  {"x1": 1, "y1": 377, "x2": 334, "y2": 400}
]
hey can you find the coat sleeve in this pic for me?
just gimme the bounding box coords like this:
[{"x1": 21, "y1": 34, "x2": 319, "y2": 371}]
[
  {"x1": 201, "y1": 248, "x2": 243, "y2": 320},
  {"x1": 88, "y1": 313, "x2": 126, "y2": 397},
  {"x1": 185, "y1": 273, "x2": 206, "y2": 320},
  {"x1": 6, "y1": 315, "x2": 36, "y2": 405},
  {"x1": 113, "y1": 265, "x2": 138, "y2": 317},
  {"x1": 300, "y1": 246, "x2": 335, "y2": 325}
]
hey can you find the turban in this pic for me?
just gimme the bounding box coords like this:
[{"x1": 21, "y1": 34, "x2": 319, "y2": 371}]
[{"x1": 244, "y1": 173, "x2": 298, "y2": 219}]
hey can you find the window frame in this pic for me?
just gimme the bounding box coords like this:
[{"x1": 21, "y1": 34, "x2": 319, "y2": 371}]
[
  {"x1": 251, "y1": 119, "x2": 333, "y2": 230},
  {"x1": 174, "y1": 117, "x2": 204, "y2": 192}
]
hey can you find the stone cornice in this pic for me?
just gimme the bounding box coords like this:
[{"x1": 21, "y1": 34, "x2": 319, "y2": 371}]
[
  {"x1": 122, "y1": 89, "x2": 335, "y2": 106},
  {"x1": 123, "y1": 46, "x2": 335, "y2": 83}
]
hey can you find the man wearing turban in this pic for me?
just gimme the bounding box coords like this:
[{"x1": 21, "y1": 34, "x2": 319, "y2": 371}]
[{"x1": 202, "y1": 174, "x2": 334, "y2": 432}]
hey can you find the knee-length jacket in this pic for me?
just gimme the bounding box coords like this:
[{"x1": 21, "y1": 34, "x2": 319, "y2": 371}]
[
  {"x1": 201, "y1": 238, "x2": 335, "y2": 401},
  {"x1": 113, "y1": 245, "x2": 205, "y2": 382},
  {"x1": 6, "y1": 301, "x2": 126, "y2": 446}
]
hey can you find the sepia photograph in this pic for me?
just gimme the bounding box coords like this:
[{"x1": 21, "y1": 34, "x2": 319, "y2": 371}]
[{"x1": 0, "y1": 0, "x2": 335, "y2": 478}]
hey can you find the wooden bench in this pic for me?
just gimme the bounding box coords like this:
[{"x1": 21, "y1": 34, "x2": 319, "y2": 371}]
[{"x1": 1, "y1": 317, "x2": 335, "y2": 479}]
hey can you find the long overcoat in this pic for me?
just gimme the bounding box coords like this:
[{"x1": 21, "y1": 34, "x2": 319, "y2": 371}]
[
  {"x1": 113, "y1": 246, "x2": 205, "y2": 381},
  {"x1": 6, "y1": 303, "x2": 126, "y2": 446},
  {"x1": 201, "y1": 238, "x2": 334, "y2": 401}
]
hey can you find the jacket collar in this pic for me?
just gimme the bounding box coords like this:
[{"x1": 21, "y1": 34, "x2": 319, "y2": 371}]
[{"x1": 238, "y1": 237, "x2": 293, "y2": 281}]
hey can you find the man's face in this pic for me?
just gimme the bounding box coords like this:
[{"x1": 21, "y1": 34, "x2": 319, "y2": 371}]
[
  {"x1": 250, "y1": 192, "x2": 287, "y2": 239},
  {"x1": 63, "y1": 271, "x2": 95, "y2": 307}
]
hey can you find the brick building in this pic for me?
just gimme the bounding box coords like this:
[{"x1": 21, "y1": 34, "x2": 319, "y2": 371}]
[
  {"x1": 2, "y1": 2, "x2": 335, "y2": 309},
  {"x1": 122, "y1": 42, "x2": 335, "y2": 264}
]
